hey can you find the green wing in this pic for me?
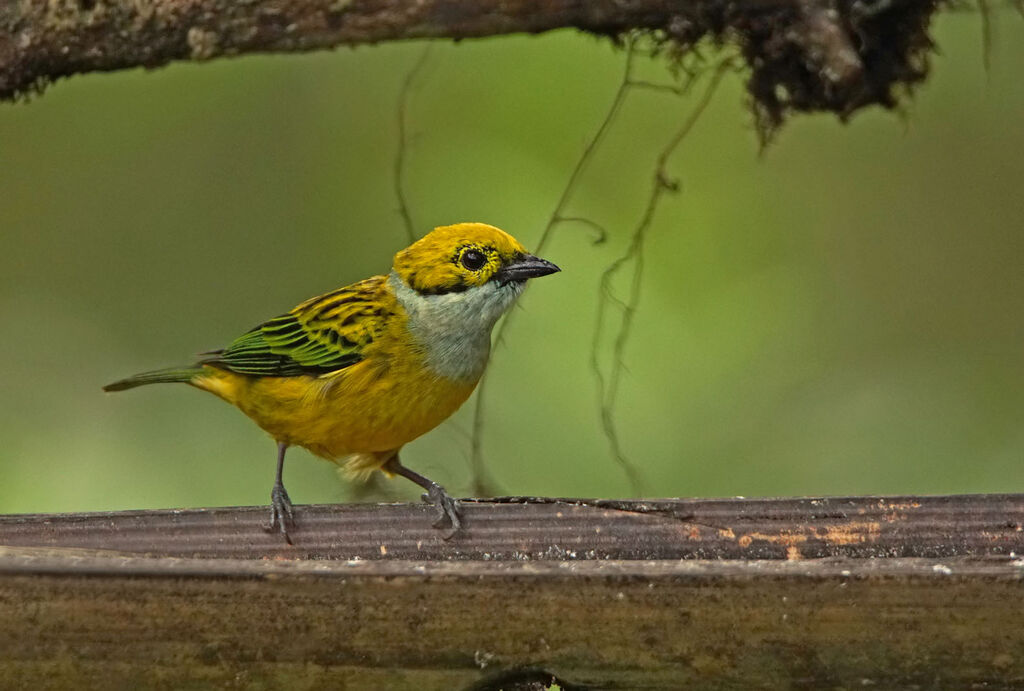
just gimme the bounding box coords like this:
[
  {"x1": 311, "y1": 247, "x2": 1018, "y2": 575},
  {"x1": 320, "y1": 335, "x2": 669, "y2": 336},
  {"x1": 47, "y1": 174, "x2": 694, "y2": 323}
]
[{"x1": 201, "y1": 277, "x2": 390, "y2": 377}]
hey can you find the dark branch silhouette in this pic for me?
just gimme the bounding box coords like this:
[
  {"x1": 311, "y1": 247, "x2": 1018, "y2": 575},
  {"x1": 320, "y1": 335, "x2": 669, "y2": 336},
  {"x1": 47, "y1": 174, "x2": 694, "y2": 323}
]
[
  {"x1": 590, "y1": 58, "x2": 736, "y2": 497},
  {"x1": 393, "y1": 45, "x2": 432, "y2": 244},
  {"x1": 2, "y1": 0, "x2": 943, "y2": 139},
  {"x1": 469, "y1": 41, "x2": 638, "y2": 496}
]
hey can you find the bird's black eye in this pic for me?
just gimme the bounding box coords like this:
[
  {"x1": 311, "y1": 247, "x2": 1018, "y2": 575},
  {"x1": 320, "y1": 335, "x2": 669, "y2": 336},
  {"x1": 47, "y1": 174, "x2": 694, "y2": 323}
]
[{"x1": 460, "y1": 249, "x2": 487, "y2": 271}]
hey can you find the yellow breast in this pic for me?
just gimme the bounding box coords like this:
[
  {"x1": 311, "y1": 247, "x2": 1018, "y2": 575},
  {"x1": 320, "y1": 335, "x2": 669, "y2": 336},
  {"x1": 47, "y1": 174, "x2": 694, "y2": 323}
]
[{"x1": 192, "y1": 314, "x2": 478, "y2": 464}]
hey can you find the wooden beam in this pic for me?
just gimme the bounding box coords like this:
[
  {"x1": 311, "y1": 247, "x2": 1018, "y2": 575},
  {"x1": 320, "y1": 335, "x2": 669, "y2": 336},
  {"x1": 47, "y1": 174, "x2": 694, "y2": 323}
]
[
  {"x1": 1, "y1": 495, "x2": 1023, "y2": 689},
  {"x1": 2, "y1": 494, "x2": 1022, "y2": 560}
]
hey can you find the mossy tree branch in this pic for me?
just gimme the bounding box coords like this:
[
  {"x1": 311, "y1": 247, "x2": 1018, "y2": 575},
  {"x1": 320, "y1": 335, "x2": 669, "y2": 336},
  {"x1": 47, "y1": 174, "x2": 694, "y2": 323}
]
[{"x1": 3, "y1": 0, "x2": 942, "y2": 133}]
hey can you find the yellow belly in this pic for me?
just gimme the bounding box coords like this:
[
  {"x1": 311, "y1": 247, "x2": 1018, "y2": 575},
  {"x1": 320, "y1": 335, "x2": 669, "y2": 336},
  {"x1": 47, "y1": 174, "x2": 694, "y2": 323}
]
[{"x1": 192, "y1": 357, "x2": 477, "y2": 464}]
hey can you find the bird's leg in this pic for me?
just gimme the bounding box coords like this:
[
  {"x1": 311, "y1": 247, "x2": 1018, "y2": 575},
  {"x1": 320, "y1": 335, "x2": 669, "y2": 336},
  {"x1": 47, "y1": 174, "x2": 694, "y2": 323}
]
[
  {"x1": 383, "y1": 455, "x2": 462, "y2": 538},
  {"x1": 267, "y1": 441, "x2": 295, "y2": 543}
]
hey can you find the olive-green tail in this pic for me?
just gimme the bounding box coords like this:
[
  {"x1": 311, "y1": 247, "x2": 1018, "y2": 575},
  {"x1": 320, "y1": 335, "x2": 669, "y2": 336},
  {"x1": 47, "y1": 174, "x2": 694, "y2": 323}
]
[{"x1": 102, "y1": 366, "x2": 203, "y2": 392}]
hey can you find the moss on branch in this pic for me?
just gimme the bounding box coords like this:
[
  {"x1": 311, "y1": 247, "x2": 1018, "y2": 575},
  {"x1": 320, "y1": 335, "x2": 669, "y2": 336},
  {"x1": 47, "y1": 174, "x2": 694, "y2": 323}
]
[{"x1": 2, "y1": 0, "x2": 943, "y2": 135}]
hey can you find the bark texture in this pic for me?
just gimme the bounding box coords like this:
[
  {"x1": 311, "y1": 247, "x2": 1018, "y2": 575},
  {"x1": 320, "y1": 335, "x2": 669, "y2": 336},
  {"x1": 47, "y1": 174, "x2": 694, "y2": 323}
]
[
  {"x1": 1, "y1": 494, "x2": 1023, "y2": 689},
  {"x1": 1, "y1": 0, "x2": 941, "y2": 132}
]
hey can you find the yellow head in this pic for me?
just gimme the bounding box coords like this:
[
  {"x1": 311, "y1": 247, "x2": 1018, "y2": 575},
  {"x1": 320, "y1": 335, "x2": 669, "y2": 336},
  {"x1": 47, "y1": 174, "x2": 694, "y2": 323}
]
[
  {"x1": 393, "y1": 222, "x2": 556, "y2": 295},
  {"x1": 388, "y1": 222, "x2": 560, "y2": 381}
]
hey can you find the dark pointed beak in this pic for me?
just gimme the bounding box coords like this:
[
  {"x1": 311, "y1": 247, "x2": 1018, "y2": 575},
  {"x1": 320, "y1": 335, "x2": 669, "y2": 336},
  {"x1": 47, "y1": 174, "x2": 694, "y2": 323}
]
[{"x1": 494, "y1": 254, "x2": 561, "y2": 285}]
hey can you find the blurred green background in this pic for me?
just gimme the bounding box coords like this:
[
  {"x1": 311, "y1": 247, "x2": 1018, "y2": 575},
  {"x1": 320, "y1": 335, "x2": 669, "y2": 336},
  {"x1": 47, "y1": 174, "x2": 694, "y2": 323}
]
[{"x1": 1, "y1": 15, "x2": 1021, "y2": 514}]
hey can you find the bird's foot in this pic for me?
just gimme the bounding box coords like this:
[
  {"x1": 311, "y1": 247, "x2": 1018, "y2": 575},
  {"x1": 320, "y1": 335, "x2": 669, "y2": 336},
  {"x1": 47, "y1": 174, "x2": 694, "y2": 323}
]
[
  {"x1": 423, "y1": 483, "x2": 462, "y2": 539},
  {"x1": 268, "y1": 483, "x2": 295, "y2": 544}
]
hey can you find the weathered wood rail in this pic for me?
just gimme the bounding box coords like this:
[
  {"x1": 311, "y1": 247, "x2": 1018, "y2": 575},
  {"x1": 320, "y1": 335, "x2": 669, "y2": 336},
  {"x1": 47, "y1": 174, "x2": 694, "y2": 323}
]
[{"x1": 2, "y1": 494, "x2": 1024, "y2": 689}]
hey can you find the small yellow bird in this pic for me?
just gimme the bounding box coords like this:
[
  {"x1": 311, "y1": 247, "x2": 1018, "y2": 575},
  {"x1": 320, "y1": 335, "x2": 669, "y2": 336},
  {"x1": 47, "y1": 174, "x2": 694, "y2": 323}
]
[{"x1": 104, "y1": 222, "x2": 559, "y2": 541}]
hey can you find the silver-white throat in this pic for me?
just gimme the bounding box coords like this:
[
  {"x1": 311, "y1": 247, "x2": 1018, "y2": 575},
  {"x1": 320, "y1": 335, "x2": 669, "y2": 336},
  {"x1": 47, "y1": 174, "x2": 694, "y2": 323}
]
[{"x1": 389, "y1": 271, "x2": 525, "y2": 381}]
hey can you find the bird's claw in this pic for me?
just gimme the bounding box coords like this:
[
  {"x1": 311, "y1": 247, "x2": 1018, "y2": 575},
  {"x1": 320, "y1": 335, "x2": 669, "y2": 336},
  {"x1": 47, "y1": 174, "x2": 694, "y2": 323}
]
[
  {"x1": 422, "y1": 483, "x2": 462, "y2": 539},
  {"x1": 268, "y1": 483, "x2": 295, "y2": 544}
]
